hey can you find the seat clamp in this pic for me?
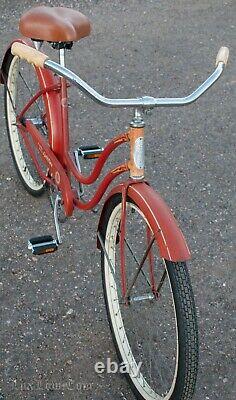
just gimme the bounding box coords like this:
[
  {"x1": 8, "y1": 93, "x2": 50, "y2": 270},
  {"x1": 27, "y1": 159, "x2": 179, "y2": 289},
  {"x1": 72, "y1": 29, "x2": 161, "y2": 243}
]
[{"x1": 50, "y1": 41, "x2": 73, "y2": 50}]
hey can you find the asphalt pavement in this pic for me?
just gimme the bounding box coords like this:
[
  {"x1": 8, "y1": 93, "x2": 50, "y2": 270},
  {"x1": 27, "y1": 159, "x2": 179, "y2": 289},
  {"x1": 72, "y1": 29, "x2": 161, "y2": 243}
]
[{"x1": 0, "y1": 1, "x2": 235, "y2": 399}]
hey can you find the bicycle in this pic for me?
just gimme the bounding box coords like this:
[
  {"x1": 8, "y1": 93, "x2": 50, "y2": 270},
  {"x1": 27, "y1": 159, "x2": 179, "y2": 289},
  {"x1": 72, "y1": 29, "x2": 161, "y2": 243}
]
[{"x1": 0, "y1": 6, "x2": 229, "y2": 400}]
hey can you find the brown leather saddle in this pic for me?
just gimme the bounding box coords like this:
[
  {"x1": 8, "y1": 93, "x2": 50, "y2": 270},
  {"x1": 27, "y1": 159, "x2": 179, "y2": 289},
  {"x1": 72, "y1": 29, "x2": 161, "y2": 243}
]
[{"x1": 19, "y1": 6, "x2": 91, "y2": 43}]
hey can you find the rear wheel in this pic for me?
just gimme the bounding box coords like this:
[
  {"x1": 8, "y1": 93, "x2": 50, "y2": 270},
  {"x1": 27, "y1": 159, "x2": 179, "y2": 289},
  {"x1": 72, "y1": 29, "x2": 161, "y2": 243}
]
[
  {"x1": 4, "y1": 53, "x2": 48, "y2": 196},
  {"x1": 100, "y1": 194, "x2": 198, "y2": 400}
]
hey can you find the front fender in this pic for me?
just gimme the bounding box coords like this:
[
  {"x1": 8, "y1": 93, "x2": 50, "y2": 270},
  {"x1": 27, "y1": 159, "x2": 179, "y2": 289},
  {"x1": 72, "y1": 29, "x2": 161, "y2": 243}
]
[
  {"x1": 0, "y1": 38, "x2": 32, "y2": 84},
  {"x1": 97, "y1": 182, "x2": 191, "y2": 262}
]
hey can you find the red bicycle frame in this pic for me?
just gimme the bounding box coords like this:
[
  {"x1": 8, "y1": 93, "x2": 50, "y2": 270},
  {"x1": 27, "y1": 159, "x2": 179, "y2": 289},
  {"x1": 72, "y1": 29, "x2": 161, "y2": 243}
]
[
  {"x1": 1, "y1": 38, "x2": 191, "y2": 265},
  {"x1": 14, "y1": 46, "x2": 130, "y2": 217}
]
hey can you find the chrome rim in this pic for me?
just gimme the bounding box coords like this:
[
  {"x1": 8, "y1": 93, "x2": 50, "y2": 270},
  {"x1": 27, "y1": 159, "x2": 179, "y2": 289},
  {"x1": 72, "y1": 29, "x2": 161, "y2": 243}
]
[{"x1": 104, "y1": 202, "x2": 179, "y2": 400}]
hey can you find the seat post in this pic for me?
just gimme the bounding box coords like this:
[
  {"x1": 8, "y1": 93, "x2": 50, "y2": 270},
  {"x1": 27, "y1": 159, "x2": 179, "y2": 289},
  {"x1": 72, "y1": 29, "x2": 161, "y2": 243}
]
[
  {"x1": 58, "y1": 46, "x2": 70, "y2": 154},
  {"x1": 59, "y1": 48, "x2": 66, "y2": 67}
]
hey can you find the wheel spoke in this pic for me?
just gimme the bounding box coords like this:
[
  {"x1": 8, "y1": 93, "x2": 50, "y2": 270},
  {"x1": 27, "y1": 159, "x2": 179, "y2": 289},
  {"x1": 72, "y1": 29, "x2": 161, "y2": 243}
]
[
  {"x1": 97, "y1": 231, "x2": 122, "y2": 299},
  {"x1": 19, "y1": 70, "x2": 43, "y2": 114},
  {"x1": 125, "y1": 235, "x2": 155, "y2": 299},
  {"x1": 124, "y1": 237, "x2": 152, "y2": 288},
  {"x1": 125, "y1": 235, "x2": 167, "y2": 296},
  {"x1": 156, "y1": 270, "x2": 167, "y2": 293}
]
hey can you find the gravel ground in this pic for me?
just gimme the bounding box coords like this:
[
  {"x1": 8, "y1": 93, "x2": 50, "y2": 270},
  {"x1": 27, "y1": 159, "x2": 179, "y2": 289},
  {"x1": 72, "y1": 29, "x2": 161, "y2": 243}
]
[{"x1": 0, "y1": 1, "x2": 235, "y2": 399}]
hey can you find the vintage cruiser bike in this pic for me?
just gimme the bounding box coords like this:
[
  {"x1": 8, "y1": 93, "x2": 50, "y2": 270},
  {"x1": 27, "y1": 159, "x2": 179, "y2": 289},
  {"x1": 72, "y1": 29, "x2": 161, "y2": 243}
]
[{"x1": 1, "y1": 6, "x2": 229, "y2": 400}]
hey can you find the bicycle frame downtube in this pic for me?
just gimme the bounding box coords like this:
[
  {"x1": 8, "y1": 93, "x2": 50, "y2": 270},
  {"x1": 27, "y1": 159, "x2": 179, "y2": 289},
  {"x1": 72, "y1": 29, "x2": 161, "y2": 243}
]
[
  {"x1": 17, "y1": 118, "x2": 129, "y2": 213},
  {"x1": 73, "y1": 163, "x2": 129, "y2": 211},
  {"x1": 65, "y1": 132, "x2": 129, "y2": 185},
  {"x1": 19, "y1": 120, "x2": 74, "y2": 216}
]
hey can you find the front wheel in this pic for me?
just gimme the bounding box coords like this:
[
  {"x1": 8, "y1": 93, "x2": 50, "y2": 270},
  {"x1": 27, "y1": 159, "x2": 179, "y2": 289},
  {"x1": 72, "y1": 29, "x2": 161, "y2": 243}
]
[{"x1": 100, "y1": 194, "x2": 198, "y2": 400}]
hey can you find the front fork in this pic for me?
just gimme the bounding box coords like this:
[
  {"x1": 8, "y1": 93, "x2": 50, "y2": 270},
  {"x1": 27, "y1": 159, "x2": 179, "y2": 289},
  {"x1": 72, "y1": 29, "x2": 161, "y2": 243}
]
[
  {"x1": 119, "y1": 180, "x2": 158, "y2": 304},
  {"x1": 119, "y1": 111, "x2": 157, "y2": 302}
]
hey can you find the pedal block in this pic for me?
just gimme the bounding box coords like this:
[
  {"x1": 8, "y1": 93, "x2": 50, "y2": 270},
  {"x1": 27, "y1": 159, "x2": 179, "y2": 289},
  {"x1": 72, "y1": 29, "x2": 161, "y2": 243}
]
[
  {"x1": 78, "y1": 145, "x2": 103, "y2": 159},
  {"x1": 28, "y1": 235, "x2": 58, "y2": 255}
]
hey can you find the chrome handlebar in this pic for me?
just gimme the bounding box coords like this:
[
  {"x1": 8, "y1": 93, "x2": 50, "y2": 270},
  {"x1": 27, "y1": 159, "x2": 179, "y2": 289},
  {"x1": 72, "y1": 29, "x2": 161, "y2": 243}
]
[
  {"x1": 11, "y1": 42, "x2": 229, "y2": 109},
  {"x1": 45, "y1": 59, "x2": 226, "y2": 108},
  {"x1": 10, "y1": 43, "x2": 229, "y2": 108}
]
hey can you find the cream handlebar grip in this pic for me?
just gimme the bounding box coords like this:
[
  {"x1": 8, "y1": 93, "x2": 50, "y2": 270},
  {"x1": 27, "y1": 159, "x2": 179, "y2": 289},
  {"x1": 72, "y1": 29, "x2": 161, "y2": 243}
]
[
  {"x1": 216, "y1": 46, "x2": 229, "y2": 66},
  {"x1": 11, "y1": 43, "x2": 49, "y2": 68}
]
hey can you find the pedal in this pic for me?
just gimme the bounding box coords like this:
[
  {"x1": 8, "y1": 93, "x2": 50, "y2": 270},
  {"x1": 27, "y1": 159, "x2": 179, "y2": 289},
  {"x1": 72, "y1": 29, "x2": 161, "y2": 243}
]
[
  {"x1": 28, "y1": 235, "x2": 58, "y2": 255},
  {"x1": 77, "y1": 145, "x2": 103, "y2": 159}
]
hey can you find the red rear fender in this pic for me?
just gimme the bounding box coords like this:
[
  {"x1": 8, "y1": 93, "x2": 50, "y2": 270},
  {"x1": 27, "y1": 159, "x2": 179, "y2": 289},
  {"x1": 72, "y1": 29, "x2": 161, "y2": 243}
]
[{"x1": 0, "y1": 38, "x2": 32, "y2": 84}]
